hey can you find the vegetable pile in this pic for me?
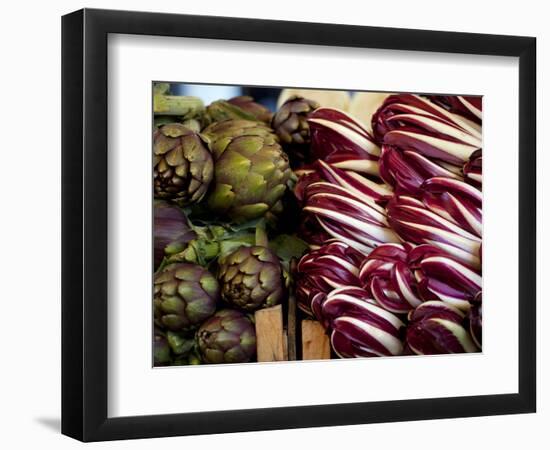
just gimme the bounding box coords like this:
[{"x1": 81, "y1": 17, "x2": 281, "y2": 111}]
[{"x1": 153, "y1": 83, "x2": 482, "y2": 366}]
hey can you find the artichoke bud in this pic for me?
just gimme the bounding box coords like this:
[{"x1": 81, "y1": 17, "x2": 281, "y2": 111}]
[
  {"x1": 204, "y1": 96, "x2": 273, "y2": 125},
  {"x1": 154, "y1": 263, "x2": 220, "y2": 331},
  {"x1": 153, "y1": 123, "x2": 214, "y2": 205},
  {"x1": 154, "y1": 200, "x2": 197, "y2": 272},
  {"x1": 206, "y1": 129, "x2": 291, "y2": 223},
  {"x1": 218, "y1": 244, "x2": 285, "y2": 312},
  {"x1": 271, "y1": 96, "x2": 319, "y2": 168},
  {"x1": 166, "y1": 330, "x2": 196, "y2": 356},
  {"x1": 197, "y1": 309, "x2": 257, "y2": 364},
  {"x1": 201, "y1": 119, "x2": 278, "y2": 159},
  {"x1": 154, "y1": 328, "x2": 172, "y2": 366}
]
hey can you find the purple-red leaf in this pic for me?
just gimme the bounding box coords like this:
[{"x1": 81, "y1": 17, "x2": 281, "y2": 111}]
[
  {"x1": 295, "y1": 241, "x2": 364, "y2": 316},
  {"x1": 387, "y1": 195, "x2": 481, "y2": 269},
  {"x1": 406, "y1": 301, "x2": 478, "y2": 355},
  {"x1": 308, "y1": 108, "x2": 381, "y2": 176},
  {"x1": 427, "y1": 95, "x2": 482, "y2": 124},
  {"x1": 420, "y1": 177, "x2": 482, "y2": 238},
  {"x1": 379, "y1": 145, "x2": 463, "y2": 195},
  {"x1": 323, "y1": 287, "x2": 405, "y2": 357},
  {"x1": 372, "y1": 95, "x2": 481, "y2": 164},
  {"x1": 359, "y1": 243, "x2": 423, "y2": 313}
]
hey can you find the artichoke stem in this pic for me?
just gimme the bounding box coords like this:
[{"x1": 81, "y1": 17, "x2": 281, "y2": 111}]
[
  {"x1": 255, "y1": 225, "x2": 269, "y2": 248},
  {"x1": 154, "y1": 94, "x2": 205, "y2": 116}
]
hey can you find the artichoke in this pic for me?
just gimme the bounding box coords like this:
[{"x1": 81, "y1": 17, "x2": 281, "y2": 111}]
[
  {"x1": 203, "y1": 121, "x2": 291, "y2": 222},
  {"x1": 201, "y1": 119, "x2": 277, "y2": 159},
  {"x1": 218, "y1": 245, "x2": 284, "y2": 312},
  {"x1": 271, "y1": 96, "x2": 319, "y2": 165},
  {"x1": 153, "y1": 328, "x2": 172, "y2": 366},
  {"x1": 204, "y1": 96, "x2": 272, "y2": 125},
  {"x1": 227, "y1": 96, "x2": 273, "y2": 123},
  {"x1": 153, "y1": 123, "x2": 214, "y2": 204},
  {"x1": 197, "y1": 309, "x2": 257, "y2": 364},
  {"x1": 154, "y1": 200, "x2": 196, "y2": 271},
  {"x1": 154, "y1": 263, "x2": 219, "y2": 331}
]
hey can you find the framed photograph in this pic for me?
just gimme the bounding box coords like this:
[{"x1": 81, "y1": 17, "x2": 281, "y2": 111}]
[{"x1": 62, "y1": 8, "x2": 536, "y2": 442}]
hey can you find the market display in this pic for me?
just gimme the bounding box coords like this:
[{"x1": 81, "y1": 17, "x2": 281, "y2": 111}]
[{"x1": 153, "y1": 84, "x2": 483, "y2": 366}]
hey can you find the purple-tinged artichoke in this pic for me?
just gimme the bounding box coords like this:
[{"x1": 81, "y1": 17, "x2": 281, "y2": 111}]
[
  {"x1": 196, "y1": 309, "x2": 256, "y2": 364},
  {"x1": 409, "y1": 244, "x2": 482, "y2": 311},
  {"x1": 308, "y1": 108, "x2": 381, "y2": 176},
  {"x1": 295, "y1": 240, "x2": 364, "y2": 317},
  {"x1": 272, "y1": 96, "x2": 319, "y2": 146},
  {"x1": 406, "y1": 301, "x2": 478, "y2": 355},
  {"x1": 154, "y1": 200, "x2": 196, "y2": 271},
  {"x1": 154, "y1": 263, "x2": 219, "y2": 331},
  {"x1": 154, "y1": 328, "x2": 172, "y2": 366},
  {"x1": 218, "y1": 245, "x2": 285, "y2": 312},
  {"x1": 153, "y1": 123, "x2": 214, "y2": 204},
  {"x1": 322, "y1": 287, "x2": 405, "y2": 358},
  {"x1": 359, "y1": 243, "x2": 423, "y2": 314},
  {"x1": 226, "y1": 96, "x2": 273, "y2": 123},
  {"x1": 387, "y1": 195, "x2": 481, "y2": 269},
  {"x1": 468, "y1": 292, "x2": 482, "y2": 348},
  {"x1": 203, "y1": 96, "x2": 272, "y2": 125},
  {"x1": 372, "y1": 94, "x2": 481, "y2": 165},
  {"x1": 427, "y1": 95, "x2": 482, "y2": 124}
]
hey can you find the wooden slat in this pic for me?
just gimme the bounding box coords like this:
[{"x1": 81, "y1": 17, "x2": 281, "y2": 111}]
[
  {"x1": 301, "y1": 320, "x2": 331, "y2": 360},
  {"x1": 282, "y1": 330, "x2": 288, "y2": 361},
  {"x1": 255, "y1": 305, "x2": 285, "y2": 362},
  {"x1": 287, "y1": 294, "x2": 297, "y2": 361}
]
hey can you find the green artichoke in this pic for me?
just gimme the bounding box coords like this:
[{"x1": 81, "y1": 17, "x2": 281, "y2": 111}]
[
  {"x1": 154, "y1": 328, "x2": 172, "y2": 366},
  {"x1": 201, "y1": 119, "x2": 276, "y2": 159},
  {"x1": 202, "y1": 121, "x2": 291, "y2": 222},
  {"x1": 154, "y1": 263, "x2": 219, "y2": 331},
  {"x1": 204, "y1": 96, "x2": 272, "y2": 125},
  {"x1": 153, "y1": 123, "x2": 214, "y2": 204},
  {"x1": 218, "y1": 245, "x2": 285, "y2": 311},
  {"x1": 196, "y1": 309, "x2": 256, "y2": 364},
  {"x1": 272, "y1": 96, "x2": 319, "y2": 146}
]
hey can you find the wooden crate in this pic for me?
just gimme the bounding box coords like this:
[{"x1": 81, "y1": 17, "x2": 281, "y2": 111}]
[{"x1": 254, "y1": 296, "x2": 331, "y2": 362}]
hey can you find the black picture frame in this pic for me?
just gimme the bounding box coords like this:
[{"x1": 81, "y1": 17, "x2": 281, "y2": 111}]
[{"x1": 62, "y1": 8, "x2": 536, "y2": 442}]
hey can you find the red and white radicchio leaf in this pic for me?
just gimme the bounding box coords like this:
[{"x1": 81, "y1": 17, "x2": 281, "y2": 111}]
[
  {"x1": 303, "y1": 165, "x2": 400, "y2": 255},
  {"x1": 468, "y1": 291, "x2": 482, "y2": 349},
  {"x1": 406, "y1": 301, "x2": 478, "y2": 355},
  {"x1": 378, "y1": 144, "x2": 464, "y2": 195},
  {"x1": 427, "y1": 95, "x2": 482, "y2": 124},
  {"x1": 372, "y1": 94, "x2": 481, "y2": 166},
  {"x1": 295, "y1": 241, "x2": 363, "y2": 317},
  {"x1": 323, "y1": 287, "x2": 405, "y2": 358},
  {"x1": 386, "y1": 195, "x2": 481, "y2": 269},
  {"x1": 463, "y1": 149, "x2": 482, "y2": 187},
  {"x1": 420, "y1": 177, "x2": 482, "y2": 238},
  {"x1": 308, "y1": 108, "x2": 381, "y2": 176},
  {"x1": 409, "y1": 244, "x2": 482, "y2": 311},
  {"x1": 359, "y1": 243, "x2": 423, "y2": 313}
]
